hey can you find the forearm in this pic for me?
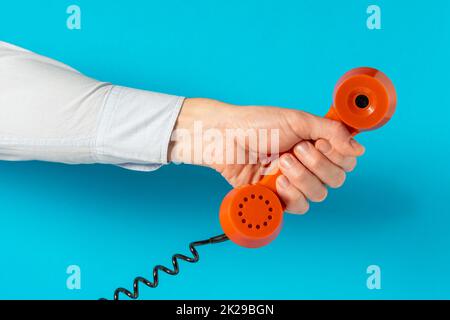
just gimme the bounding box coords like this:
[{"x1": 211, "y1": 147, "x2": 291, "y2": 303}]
[{"x1": 0, "y1": 41, "x2": 183, "y2": 171}]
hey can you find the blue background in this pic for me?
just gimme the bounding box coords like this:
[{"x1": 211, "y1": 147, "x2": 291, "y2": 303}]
[{"x1": 0, "y1": 0, "x2": 449, "y2": 299}]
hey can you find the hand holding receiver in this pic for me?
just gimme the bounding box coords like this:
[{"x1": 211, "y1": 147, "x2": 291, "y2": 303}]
[{"x1": 219, "y1": 67, "x2": 397, "y2": 248}]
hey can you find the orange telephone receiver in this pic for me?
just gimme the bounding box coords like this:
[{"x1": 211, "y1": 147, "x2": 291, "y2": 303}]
[{"x1": 219, "y1": 67, "x2": 397, "y2": 248}]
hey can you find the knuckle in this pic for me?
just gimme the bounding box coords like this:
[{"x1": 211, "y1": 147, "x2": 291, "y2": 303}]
[
  {"x1": 287, "y1": 192, "x2": 298, "y2": 203},
  {"x1": 331, "y1": 121, "x2": 351, "y2": 140},
  {"x1": 316, "y1": 139, "x2": 331, "y2": 155},
  {"x1": 279, "y1": 154, "x2": 289, "y2": 165},
  {"x1": 309, "y1": 156, "x2": 322, "y2": 171},
  {"x1": 292, "y1": 164, "x2": 308, "y2": 183},
  {"x1": 331, "y1": 121, "x2": 344, "y2": 134},
  {"x1": 331, "y1": 121, "x2": 346, "y2": 134}
]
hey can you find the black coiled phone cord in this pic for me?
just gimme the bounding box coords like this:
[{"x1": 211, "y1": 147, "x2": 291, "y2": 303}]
[{"x1": 100, "y1": 234, "x2": 229, "y2": 300}]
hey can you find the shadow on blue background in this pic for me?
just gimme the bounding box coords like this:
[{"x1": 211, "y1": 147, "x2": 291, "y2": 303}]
[{"x1": 0, "y1": 0, "x2": 449, "y2": 299}]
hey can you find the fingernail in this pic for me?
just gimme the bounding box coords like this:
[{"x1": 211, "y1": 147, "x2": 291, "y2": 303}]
[
  {"x1": 316, "y1": 140, "x2": 331, "y2": 154},
  {"x1": 281, "y1": 155, "x2": 294, "y2": 168},
  {"x1": 350, "y1": 139, "x2": 365, "y2": 154},
  {"x1": 295, "y1": 141, "x2": 309, "y2": 154},
  {"x1": 278, "y1": 176, "x2": 290, "y2": 188}
]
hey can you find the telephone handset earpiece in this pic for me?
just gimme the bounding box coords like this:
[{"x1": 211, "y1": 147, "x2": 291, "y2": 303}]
[{"x1": 219, "y1": 67, "x2": 397, "y2": 248}]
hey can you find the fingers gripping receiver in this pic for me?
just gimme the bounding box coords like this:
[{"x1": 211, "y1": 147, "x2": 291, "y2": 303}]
[{"x1": 219, "y1": 67, "x2": 397, "y2": 248}]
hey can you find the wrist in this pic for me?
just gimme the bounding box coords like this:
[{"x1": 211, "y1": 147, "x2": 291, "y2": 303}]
[{"x1": 168, "y1": 98, "x2": 235, "y2": 164}]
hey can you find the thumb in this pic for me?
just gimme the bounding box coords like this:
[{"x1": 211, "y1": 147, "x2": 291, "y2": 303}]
[{"x1": 293, "y1": 112, "x2": 365, "y2": 156}]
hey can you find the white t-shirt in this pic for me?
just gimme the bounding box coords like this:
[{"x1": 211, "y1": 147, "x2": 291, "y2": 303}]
[{"x1": 0, "y1": 41, "x2": 184, "y2": 171}]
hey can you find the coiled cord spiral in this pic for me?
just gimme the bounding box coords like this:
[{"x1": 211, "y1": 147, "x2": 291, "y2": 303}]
[{"x1": 101, "y1": 234, "x2": 229, "y2": 300}]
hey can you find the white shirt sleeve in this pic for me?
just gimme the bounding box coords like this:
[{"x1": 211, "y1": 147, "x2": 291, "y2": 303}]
[{"x1": 0, "y1": 41, "x2": 184, "y2": 171}]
